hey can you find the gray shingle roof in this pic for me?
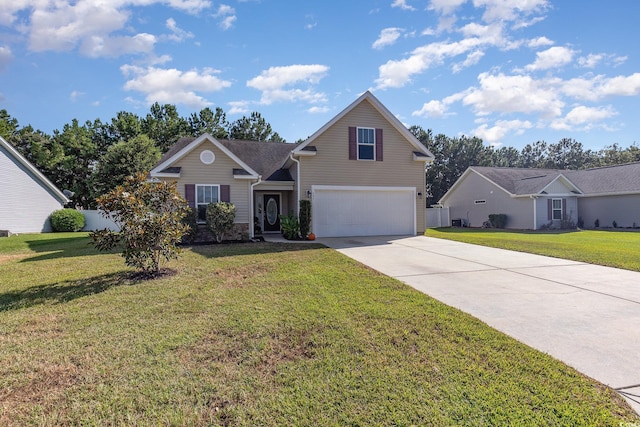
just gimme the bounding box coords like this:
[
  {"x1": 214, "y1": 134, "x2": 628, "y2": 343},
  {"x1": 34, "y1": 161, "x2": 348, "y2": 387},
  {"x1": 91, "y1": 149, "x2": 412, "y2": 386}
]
[
  {"x1": 157, "y1": 137, "x2": 297, "y2": 181},
  {"x1": 471, "y1": 163, "x2": 640, "y2": 196}
]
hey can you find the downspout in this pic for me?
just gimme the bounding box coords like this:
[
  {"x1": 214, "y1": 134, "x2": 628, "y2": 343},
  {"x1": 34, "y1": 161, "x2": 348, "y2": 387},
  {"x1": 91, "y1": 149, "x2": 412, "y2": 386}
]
[
  {"x1": 250, "y1": 175, "x2": 262, "y2": 238},
  {"x1": 289, "y1": 152, "x2": 301, "y2": 216}
]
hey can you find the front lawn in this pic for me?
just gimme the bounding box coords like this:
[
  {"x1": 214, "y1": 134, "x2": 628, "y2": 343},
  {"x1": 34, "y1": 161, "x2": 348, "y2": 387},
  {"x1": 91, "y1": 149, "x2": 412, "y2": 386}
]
[
  {"x1": 1, "y1": 233, "x2": 638, "y2": 425},
  {"x1": 426, "y1": 228, "x2": 640, "y2": 272}
]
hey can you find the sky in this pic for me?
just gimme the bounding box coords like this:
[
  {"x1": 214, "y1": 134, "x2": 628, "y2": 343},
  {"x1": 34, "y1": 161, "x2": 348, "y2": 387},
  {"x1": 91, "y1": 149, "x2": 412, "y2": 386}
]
[{"x1": 1, "y1": 0, "x2": 639, "y2": 150}]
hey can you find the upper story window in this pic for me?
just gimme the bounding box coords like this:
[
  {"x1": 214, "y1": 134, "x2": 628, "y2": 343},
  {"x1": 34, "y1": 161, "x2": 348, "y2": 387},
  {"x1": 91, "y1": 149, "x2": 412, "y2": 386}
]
[
  {"x1": 358, "y1": 127, "x2": 375, "y2": 160},
  {"x1": 552, "y1": 198, "x2": 562, "y2": 220},
  {"x1": 196, "y1": 184, "x2": 219, "y2": 222}
]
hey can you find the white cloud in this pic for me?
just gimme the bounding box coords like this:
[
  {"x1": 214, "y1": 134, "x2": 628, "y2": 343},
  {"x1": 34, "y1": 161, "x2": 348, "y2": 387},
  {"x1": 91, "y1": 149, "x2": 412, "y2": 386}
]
[
  {"x1": 412, "y1": 100, "x2": 450, "y2": 118},
  {"x1": 373, "y1": 28, "x2": 403, "y2": 50},
  {"x1": 561, "y1": 73, "x2": 640, "y2": 101},
  {"x1": 474, "y1": 0, "x2": 549, "y2": 23},
  {"x1": 247, "y1": 64, "x2": 329, "y2": 105},
  {"x1": 452, "y1": 50, "x2": 485, "y2": 73},
  {"x1": 428, "y1": 0, "x2": 467, "y2": 15},
  {"x1": 121, "y1": 64, "x2": 232, "y2": 108},
  {"x1": 0, "y1": 45, "x2": 12, "y2": 71},
  {"x1": 70, "y1": 90, "x2": 84, "y2": 101},
  {"x1": 213, "y1": 4, "x2": 236, "y2": 30},
  {"x1": 308, "y1": 106, "x2": 330, "y2": 114},
  {"x1": 228, "y1": 100, "x2": 250, "y2": 115},
  {"x1": 550, "y1": 105, "x2": 617, "y2": 131},
  {"x1": 392, "y1": 0, "x2": 416, "y2": 11},
  {"x1": 463, "y1": 72, "x2": 564, "y2": 117},
  {"x1": 5, "y1": 0, "x2": 211, "y2": 58},
  {"x1": 472, "y1": 119, "x2": 533, "y2": 145},
  {"x1": 527, "y1": 36, "x2": 554, "y2": 48},
  {"x1": 165, "y1": 18, "x2": 194, "y2": 42},
  {"x1": 525, "y1": 46, "x2": 575, "y2": 71}
]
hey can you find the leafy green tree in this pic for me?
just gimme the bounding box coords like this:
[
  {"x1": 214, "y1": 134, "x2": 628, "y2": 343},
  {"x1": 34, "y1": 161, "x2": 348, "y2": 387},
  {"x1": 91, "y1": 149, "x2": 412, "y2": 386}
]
[
  {"x1": 230, "y1": 112, "x2": 273, "y2": 141},
  {"x1": 52, "y1": 119, "x2": 98, "y2": 208},
  {"x1": 491, "y1": 146, "x2": 521, "y2": 167},
  {"x1": 142, "y1": 103, "x2": 189, "y2": 152},
  {"x1": 544, "y1": 138, "x2": 593, "y2": 169},
  {"x1": 519, "y1": 141, "x2": 548, "y2": 168},
  {"x1": 91, "y1": 172, "x2": 190, "y2": 275},
  {"x1": 0, "y1": 109, "x2": 19, "y2": 140},
  {"x1": 422, "y1": 134, "x2": 493, "y2": 206},
  {"x1": 188, "y1": 107, "x2": 229, "y2": 139},
  {"x1": 92, "y1": 135, "x2": 161, "y2": 197},
  {"x1": 205, "y1": 201, "x2": 236, "y2": 243}
]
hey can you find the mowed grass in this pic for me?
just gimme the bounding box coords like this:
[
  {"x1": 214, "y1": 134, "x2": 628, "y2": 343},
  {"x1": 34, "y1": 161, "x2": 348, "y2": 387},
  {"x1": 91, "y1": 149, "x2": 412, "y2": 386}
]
[
  {"x1": 426, "y1": 228, "x2": 640, "y2": 272},
  {"x1": 1, "y1": 233, "x2": 638, "y2": 426}
]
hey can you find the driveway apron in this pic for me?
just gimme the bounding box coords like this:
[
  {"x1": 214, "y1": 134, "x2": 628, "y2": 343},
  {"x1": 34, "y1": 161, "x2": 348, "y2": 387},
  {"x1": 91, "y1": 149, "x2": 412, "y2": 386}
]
[{"x1": 319, "y1": 235, "x2": 640, "y2": 414}]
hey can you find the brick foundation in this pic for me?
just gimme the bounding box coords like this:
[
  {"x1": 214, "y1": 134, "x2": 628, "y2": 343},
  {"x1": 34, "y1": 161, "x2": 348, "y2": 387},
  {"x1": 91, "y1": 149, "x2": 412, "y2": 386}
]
[{"x1": 192, "y1": 223, "x2": 250, "y2": 243}]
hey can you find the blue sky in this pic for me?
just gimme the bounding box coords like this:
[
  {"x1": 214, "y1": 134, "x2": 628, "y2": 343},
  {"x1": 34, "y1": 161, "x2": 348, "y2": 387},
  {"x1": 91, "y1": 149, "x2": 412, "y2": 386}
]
[{"x1": 1, "y1": 0, "x2": 639, "y2": 150}]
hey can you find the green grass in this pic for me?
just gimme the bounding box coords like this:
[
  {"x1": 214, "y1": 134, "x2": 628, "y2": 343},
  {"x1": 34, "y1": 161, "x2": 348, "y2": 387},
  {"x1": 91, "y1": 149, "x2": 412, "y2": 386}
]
[
  {"x1": 1, "y1": 233, "x2": 638, "y2": 426},
  {"x1": 426, "y1": 228, "x2": 640, "y2": 272}
]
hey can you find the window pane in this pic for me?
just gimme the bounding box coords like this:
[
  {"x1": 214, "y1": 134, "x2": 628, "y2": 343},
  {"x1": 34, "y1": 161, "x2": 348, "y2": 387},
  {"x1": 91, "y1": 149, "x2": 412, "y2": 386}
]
[
  {"x1": 197, "y1": 186, "x2": 204, "y2": 203},
  {"x1": 553, "y1": 210, "x2": 562, "y2": 220},
  {"x1": 358, "y1": 128, "x2": 374, "y2": 144},
  {"x1": 552, "y1": 199, "x2": 562, "y2": 209},
  {"x1": 359, "y1": 145, "x2": 374, "y2": 160},
  {"x1": 211, "y1": 186, "x2": 219, "y2": 203}
]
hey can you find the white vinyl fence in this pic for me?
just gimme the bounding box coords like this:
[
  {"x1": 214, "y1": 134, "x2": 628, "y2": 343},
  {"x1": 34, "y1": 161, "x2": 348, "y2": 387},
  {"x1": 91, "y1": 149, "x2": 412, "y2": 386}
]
[
  {"x1": 81, "y1": 210, "x2": 120, "y2": 231},
  {"x1": 426, "y1": 207, "x2": 450, "y2": 228}
]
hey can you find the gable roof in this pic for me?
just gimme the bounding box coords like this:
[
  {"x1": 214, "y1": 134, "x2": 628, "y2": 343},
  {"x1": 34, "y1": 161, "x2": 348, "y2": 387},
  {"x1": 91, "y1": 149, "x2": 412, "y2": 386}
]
[
  {"x1": 292, "y1": 91, "x2": 435, "y2": 160},
  {"x1": 441, "y1": 163, "x2": 640, "y2": 203},
  {"x1": 0, "y1": 135, "x2": 69, "y2": 204},
  {"x1": 151, "y1": 134, "x2": 296, "y2": 181}
]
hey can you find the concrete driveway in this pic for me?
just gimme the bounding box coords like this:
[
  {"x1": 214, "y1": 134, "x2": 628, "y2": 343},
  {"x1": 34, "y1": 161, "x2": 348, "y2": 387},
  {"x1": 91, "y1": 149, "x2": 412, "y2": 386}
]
[{"x1": 319, "y1": 235, "x2": 640, "y2": 414}]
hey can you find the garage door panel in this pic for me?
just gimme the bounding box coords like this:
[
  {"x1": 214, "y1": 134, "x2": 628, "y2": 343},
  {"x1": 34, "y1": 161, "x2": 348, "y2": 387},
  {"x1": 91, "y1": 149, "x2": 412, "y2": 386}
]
[{"x1": 312, "y1": 186, "x2": 415, "y2": 237}]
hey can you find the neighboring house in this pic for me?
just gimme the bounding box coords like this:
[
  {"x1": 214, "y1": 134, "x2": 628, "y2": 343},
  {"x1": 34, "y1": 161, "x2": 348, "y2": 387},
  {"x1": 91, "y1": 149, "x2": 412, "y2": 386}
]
[
  {"x1": 438, "y1": 163, "x2": 640, "y2": 229},
  {"x1": 0, "y1": 135, "x2": 69, "y2": 234},
  {"x1": 150, "y1": 91, "x2": 434, "y2": 238}
]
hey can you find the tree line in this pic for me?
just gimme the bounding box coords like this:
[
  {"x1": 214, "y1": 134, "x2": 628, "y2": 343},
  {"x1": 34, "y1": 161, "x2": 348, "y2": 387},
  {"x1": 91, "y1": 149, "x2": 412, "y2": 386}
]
[
  {"x1": 1, "y1": 106, "x2": 638, "y2": 210},
  {"x1": 0, "y1": 105, "x2": 284, "y2": 208}
]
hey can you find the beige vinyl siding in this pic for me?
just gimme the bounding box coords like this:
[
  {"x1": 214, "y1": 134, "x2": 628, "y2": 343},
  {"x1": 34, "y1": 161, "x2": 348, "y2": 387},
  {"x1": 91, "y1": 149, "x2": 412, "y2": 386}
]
[
  {"x1": 160, "y1": 141, "x2": 251, "y2": 224},
  {"x1": 299, "y1": 99, "x2": 427, "y2": 234}
]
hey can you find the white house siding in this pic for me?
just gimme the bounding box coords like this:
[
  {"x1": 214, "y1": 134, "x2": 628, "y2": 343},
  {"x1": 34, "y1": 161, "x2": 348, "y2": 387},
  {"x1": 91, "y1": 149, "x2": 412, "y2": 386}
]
[
  {"x1": 579, "y1": 195, "x2": 640, "y2": 228},
  {"x1": 299, "y1": 99, "x2": 427, "y2": 234},
  {"x1": 162, "y1": 140, "x2": 251, "y2": 225},
  {"x1": 443, "y1": 172, "x2": 533, "y2": 229},
  {"x1": 0, "y1": 144, "x2": 65, "y2": 233}
]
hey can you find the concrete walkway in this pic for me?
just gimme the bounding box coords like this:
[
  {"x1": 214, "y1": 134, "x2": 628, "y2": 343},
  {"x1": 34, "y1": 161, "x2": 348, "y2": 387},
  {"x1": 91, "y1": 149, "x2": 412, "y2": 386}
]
[{"x1": 318, "y1": 235, "x2": 640, "y2": 414}]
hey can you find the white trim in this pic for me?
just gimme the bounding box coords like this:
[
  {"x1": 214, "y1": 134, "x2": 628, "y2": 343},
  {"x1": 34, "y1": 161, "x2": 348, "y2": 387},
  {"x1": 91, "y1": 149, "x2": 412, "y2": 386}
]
[
  {"x1": 311, "y1": 185, "x2": 417, "y2": 236},
  {"x1": 200, "y1": 149, "x2": 215, "y2": 164},
  {"x1": 357, "y1": 126, "x2": 376, "y2": 161},
  {"x1": 292, "y1": 91, "x2": 434, "y2": 160},
  {"x1": 551, "y1": 197, "x2": 563, "y2": 220},
  {"x1": 153, "y1": 172, "x2": 180, "y2": 178},
  {"x1": 0, "y1": 135, "x2": 69, "y2": 204},
  {"x1": 150, "y1": 133, "x2": 259, "y2": 178}
]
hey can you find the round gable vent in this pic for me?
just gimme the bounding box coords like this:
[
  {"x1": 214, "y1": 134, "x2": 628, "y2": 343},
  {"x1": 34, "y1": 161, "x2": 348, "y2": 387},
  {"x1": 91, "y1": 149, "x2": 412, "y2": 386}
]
[{"x1": 200, "y1": 149, "x2": 215, "y2": 165}]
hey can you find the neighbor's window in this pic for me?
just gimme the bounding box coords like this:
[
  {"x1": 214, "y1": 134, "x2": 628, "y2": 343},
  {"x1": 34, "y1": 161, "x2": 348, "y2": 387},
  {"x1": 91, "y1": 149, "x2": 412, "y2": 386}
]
[
  {"x1": 552, "y1": 198, "x2": 562, "y2": 220},
  {"x1": 358, "y1": 127, "x2": 375, "y2": 160},
  {"x1": 196, "y1": 184, "x2": 219, "y2": 222}
]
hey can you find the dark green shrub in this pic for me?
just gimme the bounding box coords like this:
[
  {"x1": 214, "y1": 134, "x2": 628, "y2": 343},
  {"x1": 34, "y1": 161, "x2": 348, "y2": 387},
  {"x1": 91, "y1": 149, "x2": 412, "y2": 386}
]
[
  {"x1": 577, "y1": 216, "x2": 584, "y2": 229},
  {"x1": 612, "y1": 220, "x2": 618, "y2": 228},
  {"x1": 280, "y1": 211, "x2": 300, "y2": 240},
  {"x1": 206, "y1": 202, "x2": 236, "y2": 243},
  {"x1": 299, "y1": 199, "x2": 311, "y2": 238},
  {"x1": 488, "y1": 214, "x2": 507, "y2": 229},
  {"x1": 595, "y1": 218, "x2": 600, "y2": 228},
  {"x1": 50, "y1": 208, "x2": 85, "y2": 232},
  {"x1": 181, "y1": 208, "x2": 198, "y2": 244}
]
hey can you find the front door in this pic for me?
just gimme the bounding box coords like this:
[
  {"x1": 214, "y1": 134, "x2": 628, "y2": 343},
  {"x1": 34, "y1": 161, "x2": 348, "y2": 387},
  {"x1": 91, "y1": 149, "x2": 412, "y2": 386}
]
[{"x1": 263, "y1": 194, "x2": 281, "y2": 232}]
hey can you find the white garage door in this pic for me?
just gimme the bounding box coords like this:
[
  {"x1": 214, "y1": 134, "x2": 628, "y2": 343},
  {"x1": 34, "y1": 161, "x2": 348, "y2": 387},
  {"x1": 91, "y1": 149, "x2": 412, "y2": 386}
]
[{"x1": 312, "y1": 186, "x2": 416, "y2": 237}]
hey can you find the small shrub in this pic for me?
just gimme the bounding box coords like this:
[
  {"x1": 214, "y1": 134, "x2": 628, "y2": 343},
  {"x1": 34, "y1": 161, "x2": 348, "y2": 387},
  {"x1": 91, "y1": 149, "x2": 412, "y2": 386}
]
[
  {"x1": 612, "y1": 220, "x2": 618, "y2": 228},
  {"x1": 206, "y1": 202, "x2": 236, "y2": 243},
  {"x1": 299, "y1": 199, "x2": 311, "y2": 238},
  {"x1": 280, "y1": 211, "x2": 300, "y2": 240},
  {"x1": 488, "y1": 214, "x2": 507, "y2": 229},
  {"x1": 595, "y1": 218, "x2": 600, "y2": 228},
  {"x1": 50, "y1": 208, "x2": 85, "y2": 232},
  {"x1": 577, "y1": 216, "x2": 584, "y2": 229},
  {"x1": 181, "y1": 208, "x2": 198, "y2": 244}
]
